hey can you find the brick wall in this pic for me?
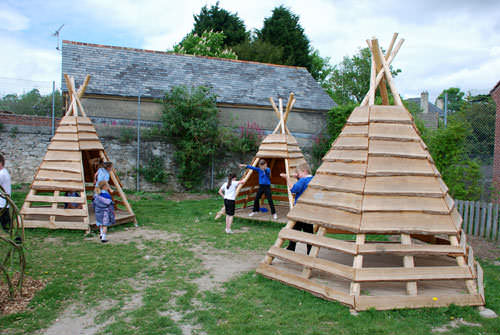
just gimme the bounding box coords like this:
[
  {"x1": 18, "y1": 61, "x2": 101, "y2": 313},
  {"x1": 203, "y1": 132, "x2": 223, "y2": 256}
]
[
  {"x1": 0, "y1": 112, "x2": 61, "y2": 127},
  {"x1": 491, "y1": 83, "x2": 500, "y2": 192}
]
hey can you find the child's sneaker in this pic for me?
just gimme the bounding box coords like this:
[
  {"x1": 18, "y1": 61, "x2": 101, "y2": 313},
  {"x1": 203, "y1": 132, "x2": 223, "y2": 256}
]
[
  {"x1": 273, "y1": 213, "x2": 278, "y2": 220},
  {"x1": 248, "y1": 212, "x2": 257, "y2": 217},
  {"x1": 225, "y1": 229, "x2": 233, "y2": 234},
  {"x1": 101, "y1": 238, "x2": 108, "y2": 243}
]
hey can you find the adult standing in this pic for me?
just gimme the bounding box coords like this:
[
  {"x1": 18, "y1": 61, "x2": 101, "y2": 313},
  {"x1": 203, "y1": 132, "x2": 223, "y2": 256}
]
[{"x1": 0, "y1": 154, "x2": 12, "y2": 231}]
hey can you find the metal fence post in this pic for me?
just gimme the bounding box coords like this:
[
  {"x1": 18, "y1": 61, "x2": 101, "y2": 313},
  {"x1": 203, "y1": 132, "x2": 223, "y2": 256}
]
[
  {"x1": 136, "y1": 95, "x2": 141, "y2": 192},
  {"x1": 51, "y1": 81, "x2": 55, "y2": 137}
]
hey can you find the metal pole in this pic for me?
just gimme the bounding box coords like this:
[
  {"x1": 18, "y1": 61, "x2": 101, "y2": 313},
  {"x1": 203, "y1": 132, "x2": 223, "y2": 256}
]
[
  {"x1": 51, "y1": 81, "x2": 55, "y2": 137},
  {"x1": 444, "y1": 92, "x2": 448, "y2": 128},
  {"x1": 210, "y1": 151, "x2": 214, "y2": 189},
  {"x1": 136, "y1": 95, "x2": 141, "y2": 192}
]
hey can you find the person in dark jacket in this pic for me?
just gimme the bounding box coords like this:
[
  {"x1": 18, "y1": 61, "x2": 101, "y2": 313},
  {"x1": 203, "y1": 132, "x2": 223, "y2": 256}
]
[
  {"x1": 93, "y1": 180, "x2": 115, "y2": 243},
  {"x1": 239, "y1": 159, "x2": 277, "y2": 219}
]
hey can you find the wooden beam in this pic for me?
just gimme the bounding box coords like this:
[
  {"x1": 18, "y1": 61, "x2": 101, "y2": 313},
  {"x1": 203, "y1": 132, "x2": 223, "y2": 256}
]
[
  {"x1": 367, "y1": 39, "x2": 376, "y2": 105},
  {"x1": 373, "y1": 39, "x2": 403, "y2": 106},
  {"x1": 371, "y1": 39, "x2": 390, "y2": 105},
  {"x1": 401, "y1": 234, "x2": 418, "y2": 296},
  {"x1": 77, "y1": 74, "x2": 91, "y2": 98},
  {"x1": 386, "y1": 33, "x2": 398, "y2": 59}
]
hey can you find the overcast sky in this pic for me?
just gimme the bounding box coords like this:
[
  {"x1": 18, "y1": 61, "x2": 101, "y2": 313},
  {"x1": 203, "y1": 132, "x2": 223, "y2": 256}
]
[{"x1": 1, "y1": 0, "x2": 499, "y2": 102}]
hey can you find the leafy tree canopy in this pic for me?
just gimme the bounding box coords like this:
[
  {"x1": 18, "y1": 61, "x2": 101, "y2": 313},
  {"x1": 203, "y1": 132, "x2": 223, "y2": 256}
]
[
  {"x1": 172, "y1": 30, "x2": 238, "y2": 59},
  {"x1": 232, "y1": 38, "x2": 284, "y2": 65},
  {"x1": 0, "y1": 89, "x2": 63, "y2": 116},
  {"x1": 257, "y1": 5, "x2": 312, "y2": 70},
  {"x1": 438, "y1": 87, "x2": 466, "y2": 113},
  {"x1": 192, "y1": 2, "x2": 248, "y2": 47}
]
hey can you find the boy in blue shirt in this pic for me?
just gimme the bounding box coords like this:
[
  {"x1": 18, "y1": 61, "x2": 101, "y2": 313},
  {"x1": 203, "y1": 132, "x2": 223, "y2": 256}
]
[
  {"x1": 280, "y1": 163, "x2": 314, "y2": 254},
  {"x1": 240, "y1": 159, "x2": 277, "y2": 219}
]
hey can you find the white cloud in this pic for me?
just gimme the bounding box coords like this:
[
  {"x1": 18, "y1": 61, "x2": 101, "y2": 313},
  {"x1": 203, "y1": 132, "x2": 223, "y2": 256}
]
[{"x1": 0, "y1": 5, "x2": 30, "y2": 31}]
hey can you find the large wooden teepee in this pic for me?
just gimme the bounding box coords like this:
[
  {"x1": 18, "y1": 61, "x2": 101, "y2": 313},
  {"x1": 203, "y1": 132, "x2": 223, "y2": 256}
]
[
  {"x1": 256, "y1": 34, "x2": 485, "y2": 310},
  {"x1": 21, "y1": 74, "x2": 136, "y2": 232},
  {"x1": 215, "y1": 93, "x2": 309, "y2": 222}
]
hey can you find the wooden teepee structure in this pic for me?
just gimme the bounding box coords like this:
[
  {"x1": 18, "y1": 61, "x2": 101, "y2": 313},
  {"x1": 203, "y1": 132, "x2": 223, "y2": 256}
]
[
  {"x1": 21, "y1": 74, "x2": 136, "y2": 232},
  {"x1": 256, "y1": 34, "x2": 485, "y2": 310},
  {"x1": 215, "y1": 93, "x2": 309, "y2": 222}
]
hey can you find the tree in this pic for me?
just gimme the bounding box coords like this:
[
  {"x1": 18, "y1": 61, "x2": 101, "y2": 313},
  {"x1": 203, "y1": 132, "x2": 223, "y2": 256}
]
[
  {"x1": 309, "y1": 49, "x2": 333, "y2": 87},
  {"x1": 326, "y1": 47, "x2": 400, "y2": 105},
  {"x1": 438, "y1": 87, "x2": 466, "y2": 113},
  {"x1": 192, "y1": 2, "x2": 248, "y2": 47},
  {"x1": 172, "y1": 30, "x2": 238, "y2": 59},
  {"x1": 0, "y1": 89, "x2": 63, "y2": 116},
  {"x1": 232, "y1": 39, "x2": 284, "y2": 65},
  {"x1": 257, "y1": 5, "x2": 312, "y2": 70}
]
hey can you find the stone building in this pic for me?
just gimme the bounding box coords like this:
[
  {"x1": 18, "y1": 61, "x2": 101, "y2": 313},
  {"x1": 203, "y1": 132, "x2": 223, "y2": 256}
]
[
  {"x1": 406, "y1": 91, "x2": 442, "y2": 129},
  {"x1": 61, "y1": 40, "x2": 336, "y2": 146}
]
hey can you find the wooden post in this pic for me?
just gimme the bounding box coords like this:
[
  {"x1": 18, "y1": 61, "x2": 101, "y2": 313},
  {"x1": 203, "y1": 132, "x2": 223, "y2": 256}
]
[
  {"x1": 401, "y1": 233, "x2": 417, "y2": 296},
  {"x1": 373, "y1": 40, "x2": 403, "y2": 106},
  {"x1": 302, "y1": 226, "x2": 326, "y2": 278},
  {"x1": 371, "y1": 39, "x2": 390, "y2": 105},
  {"x1": 263, "y1": 220, "x2": 297, "y2": 265},
  {"x1": 450, "y1": 235, "x2": 477, "y2": 294},
  {"x1": 468, "y1": 201, "x2": 475, "y2": 235},
  {"x1": 474, "y1": 201, "x2": 480, "y2": 236},
  {"x1": 463, "y1": 200, "x2": 470, "y2": 233},
  {"x1": 493, "y1": 203, "x2": 499, "y2": 241},
  {"x1": 350, "y1": 234, "x2": 365, "y2": 297},
  {"x1": 480, "y1": 202, "x2": 487, "y2": 237},
  {"x1": 486, "y1": 202, "x2": 493, "y2": 239}
]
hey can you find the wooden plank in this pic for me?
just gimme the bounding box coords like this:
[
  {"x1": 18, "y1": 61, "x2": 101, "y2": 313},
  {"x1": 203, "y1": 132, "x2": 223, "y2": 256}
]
[
  {"x1": 468, "y1": 201, "x2": 475, "y2": 235},
  {"x1": 401, "y1": 234, "x2": 417, "y2": 296},
  {"x1": 493, "y1": 203, "x2": 499, "y2": 240},
  {"x1": 369, "y1": 123, "x2": 420, "y2": 141},
  {"x1": 308, "y1": 174, "x2": 365, "y2": 194},
  {"x1": 303, "y1": 226, "x2": 326, "y2": 278},
  {"x1": 463, "y1": 200, "x2": 470, "y2": 232},
  {"x1": 52, "y1": 133, "x2": 78, "y2": 142},
  {"x1": 360, "y1": 212, "x2": 457, "y2": 234},
  {"x1": 350, "y1": 234, "x2": 365, "y2": 297},
  {"x1": 457, "y1": 200, "x2": 463, "y2": 216},
  {"x1": 367, "y1": 156, "x2": 436, "y2": 176},
  {"x1": 56, "y1": 125, "x2": 77, "y2": 133},
  {"x1": 48, "y1": 141, "x2": 80, "y2": 151},
  {"x1": 288, "y1": 203, "x2": 361, "y2": 232},
  {"x1": 358, "y1": 243, "x2": 462, "y2": 255},
  {"x1": 76, "y1": 116, "x2": 93, "y2": 125},
  {"x1": 316, "y1": 161, "x2": 366, "y2": 178},
  {"x1": 480, "y1": 202, "x2": 487, "y2": 237},
  {"x1": 279, "y1": 228, "x2": 356, "y2": 254},
  {"x1": 39, "y1": 161, "x2": 81, "y2": 174},
  {"x1": 346, "y1": 106, "x2": 369, "y2": 125},
  {"x1": 256, "y1": 151, "x2": 302, "y2": 159},
  {"x1": 474, "y1": 201, "x2": 480, "y2": 236},
  {"x1": 356, "y1": 294, "x2": 484, "y2": 311},
  {"x1": 450, "y1": 207, "x2": 463, "y2": 231},
  {"x1": 44, "y1": 150, "x2": 81, "y2": 162},
  {"x1": 369, "y1": 105, "x2": 412, "y2": 124},
  {"x1": 486, "y1": 202, "x2": 493, "y2": 239},
  {"x1": 369, "y1": 140, "x2": 427, "y2": 159},
  {"x1": 299, "y1": 189, "x2": 362, "y2": 213},
  {"x1": 79, "y1": 141, "x2": 104, "y2": 150},
  {"x1": 267, "y1": 246, "x2": 354, "y2": 280},
  {"x1": 323, "y1": 150, "x2": 367, "y2": 163},
  {"x1": 355, "y1": 266, "x2": 472, "y2": 282},
  {"x1": 21, "y1": 207, "x2": 86, "y2": 217},
  {"x1": 25, "y1": 194, "x2": 85, "y2": 204},
  {"x1": 362, "y1": 195, "x2": 449, "y2": 214},
  {"x1": 342, "y1": 125, "x2": 368, "y2": 136},
  {"x1": 77, "y1": 125, "x2": 97, "y2": 132},
  {"x1": 333, "y1": 136, "x2": 368, "y2": 150},
  {"x1": 364, "y1": 176, "x2": 443, "y2": 197},
  {"x1": 256, "y1": 263, "x2": 355, "y2": 306},
  {"x1": 60, "y1": 116, "x2": 77, "y2": 125},
  {"x1": 32, "y1": 180, "x2": 84, "y2": 191},
  {"x1": 262, "y1": 134, "x2": 287, "y2": 144},
  {"x1": 78, "y1": 132, "x2": 100, "y2": 140},
  {"x1": 23, "y1": 219, "x2": 88, "y2": 230},
  {"x1": 477, "y1": 263, "x2": 484, "y2": 302},
  {"x1": 36, "y1": 170, "x2": 82, "y2": 182}
]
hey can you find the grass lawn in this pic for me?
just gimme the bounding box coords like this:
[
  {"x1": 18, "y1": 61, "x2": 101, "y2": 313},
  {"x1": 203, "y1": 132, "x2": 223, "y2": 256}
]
[{"x1": 1, "y1": 189, "x2": 500, "y2": 335}]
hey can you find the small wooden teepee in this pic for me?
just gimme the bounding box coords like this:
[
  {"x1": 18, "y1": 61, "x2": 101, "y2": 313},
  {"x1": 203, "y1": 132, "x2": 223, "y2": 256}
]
[
  {"x1": 256, "y1": 34, "x2": 485, "y2": 310},
  {"x1": 21, "y1": 74, "x2": 136, "y2": 232},
  {"x1": 215, "y1": 93, "x2": 309, "y2": 222}
]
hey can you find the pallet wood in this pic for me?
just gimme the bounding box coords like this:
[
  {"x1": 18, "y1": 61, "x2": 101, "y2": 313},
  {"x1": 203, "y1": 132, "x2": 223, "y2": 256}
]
[{"x1": 257, "y1": 34, "x2": 484, "y2": 310}]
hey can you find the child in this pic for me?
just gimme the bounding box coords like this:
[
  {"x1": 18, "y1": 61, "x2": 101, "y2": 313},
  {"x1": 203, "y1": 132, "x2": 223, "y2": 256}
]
[
  {"x1": 218, "y1": 173, "x2": 243, "y2": 234},
  {"x1": 239, "y1": 159, "x2": 277, "y2": 220},
  {"x1": 280, "y1": 163, "x2": 314, "y2": 254},
  {"x1": 0, "y1": 154, "x2": 12, "y2": 232},
  {"x1": 93, "y1": 180, "x2": 115, "y2": 243},
  {"x1": 94, "y1": 161, "x2": 113, "y2": 186}
]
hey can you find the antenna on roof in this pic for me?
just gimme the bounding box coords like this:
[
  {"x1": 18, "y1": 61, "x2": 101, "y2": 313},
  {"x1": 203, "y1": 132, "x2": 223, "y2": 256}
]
[{"x1": 52, "y1": 24, "x2": 65, "y2": 51}]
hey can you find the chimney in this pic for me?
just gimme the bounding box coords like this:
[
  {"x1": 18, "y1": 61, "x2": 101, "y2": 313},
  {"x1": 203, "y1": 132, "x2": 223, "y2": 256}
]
[
  {"x1": 420, "y1": 91, "x2": 429, "y2": 114},
  {"x1": 435, "y1": 97, "x2": 444, "y2": 110}
]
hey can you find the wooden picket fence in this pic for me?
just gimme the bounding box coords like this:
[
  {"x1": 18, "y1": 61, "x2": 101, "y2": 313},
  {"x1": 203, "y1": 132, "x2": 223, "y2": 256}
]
[{"x1": 455, "y1": 200, "x2": 500, "y2": 241}]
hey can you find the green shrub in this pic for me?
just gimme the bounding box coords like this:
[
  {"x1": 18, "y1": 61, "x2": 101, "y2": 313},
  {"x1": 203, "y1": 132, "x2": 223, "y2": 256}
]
[
  {"x1": 310, "y1": 134, "x2": 330, "y2": 172},
  {"x1": 140, "y1": 156, "x2": 169, "y2": 184},
  {"x1": 119, "y1": 127, "x2": 135, "y2": 143}
]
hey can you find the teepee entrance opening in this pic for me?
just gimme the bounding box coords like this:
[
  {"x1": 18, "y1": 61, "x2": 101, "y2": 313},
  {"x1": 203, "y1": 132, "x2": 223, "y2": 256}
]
[
  {"x1": 21, "y1": 74, "x2": 136, "y2": 232},
  {"x1": 216, "y1": 93, "x2": 310, "y2": 223},
  {"x1": 256, "y1": 34, "x2": 485, "y2": 311}
]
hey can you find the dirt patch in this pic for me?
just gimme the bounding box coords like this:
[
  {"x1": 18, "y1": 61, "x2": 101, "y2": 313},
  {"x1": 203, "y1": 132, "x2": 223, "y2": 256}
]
[
  {"x1": 191, "y1": 245, "x2": 264, "y2": 291},
  {"x1": 0, "y1": 275, "x2": 46, "y2": 315},
  {"x1": 432, "y1": 318, "x2": 481, "y2": 333},
  {"x1": 84, "y1": 227, "x2": 182, "y2": 247},
  {"x1": 467, "y1": 235, "x2": 500, "y2": 260}
]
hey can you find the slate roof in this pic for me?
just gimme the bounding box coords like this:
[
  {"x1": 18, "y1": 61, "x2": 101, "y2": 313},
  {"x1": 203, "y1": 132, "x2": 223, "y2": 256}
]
[
  {"x1": 61, "y1": 40, "x2": 336, "y2": 111},
  {"x1": 406, "y1": 97, "x2": 443, "y2": 116}
]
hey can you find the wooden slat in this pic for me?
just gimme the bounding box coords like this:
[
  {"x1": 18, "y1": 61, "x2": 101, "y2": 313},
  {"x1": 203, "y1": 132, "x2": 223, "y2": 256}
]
[
  {"x1": 79, "y1": 141, "x2": 104, "y2": 150},
  {"x1": 47, "y1": 141, "x2": 80, "y2": 151},
  {"x1": 468, "y1": 201, "x2": 475, "y2": 235},
  {"x1": 364, "y1": 176, "x2": 443, "y2": 197},
  {"x1": 59, "y1": 116, "x2": 77, "y2": 125},
  {"x1": 357, "y1": 243, "x2": 462, "y2": 255},
  {"x1": 450, "y1": 207, "x2": 463, "y2": 230},
  {"x1": 25, "y1": 194, "x2": 85, "y2": 204},
  {"x1": 367, "y1": 156, "x2": 436, "y2": 176},
  {"x1": 369, "y1": 123, "x2": 420, "y2": 141},
  {"x1": 52, "y1": 133, "x2": 78, "y2": 141},
  {"x1": 316, "y1": 161, "x2": 366, "y2": 178},
  {"x1": 78, "y1": 132, "x2": 100, "y2": 140},
  {"x1": 288, "y1": 203, "x2": 361, "y2": 232},
  {"x1": 23, "y1": 219, "x2": 87, "y2": 230},
  {"x1": 493, "y1": 203, "x2": 499, "y2": 240},
  {"x1": 362, "y1": 195, "x2": 450, "y2": 214},
  {"x1": 256, "y1": 263, "x2": 354, "y2": 306},
  {"x1": 39, "y1": 161, "x2": 81, "y2": 174},
  {"x1": 267, "y1": 246, "x2": 354, "y2": 280},
  {"x1": 299, "y1": 189, "x2": 362, "y2": 213},
  {"x1": 44, "y1": 150, "x2": 81, "y2": 162},
  {"x1": 75, "y1": 116, "x2": 93, "y2": 125},
  {"x1": 36, "y1": 170, "x2": 82, "y2": 182},
  {"x1": 355, "y1": 266, "x2": 472, "y2": 282},
  {"x1": 342, "y1": 125, "x2": 368, "y2": 136},
  {"x1": 21, "y1": 207, "x2": 86, "y2": 217},
  {"x1": 356, "y1": 294, "x2": 484, "y2": 311},
  {"x1": 368, "y1": 140, "x2": 427, "y2": 159},
  {"x1": 463, "y1": 200, "x2": 470, "y2": 233},
  {"x1": 346, "y1": 106, "x2": 369, "y2": 125},
  {"x1": 323, "y1": 150, "x2": 367, "y2": 163},
  {"x1": 369, "y1": 105, "x2": 412, "y2": 124},
  {"x1": 474, "y1": 201, "x2": 480, "y2": 236},
  {"x1": 308, "y1": 174, "x2": 365, "y2": 194},
  {"x1": 333, "y1": 136, "x2": 368, "y2": 150},
  {"x1": 486, "y1": 202, "x2": 493, "y2": 239},
  {"x1": 56, "y1": 125, "x2": 77, "y2": 133},
  {"x1": 77, "y1": 125, "x2": 96, "y2": 132},
  {"x1": 261, "y1": 133, "x2": 287, "y2": 144},
  {"x1": 279, "y1": 228, "x2": 357, "y2": 254},
  {"x1": 360, "y1": 212, "x2": 458, "y2": 234},
  {"x1": 32, "y1": 180, "x2": 84, "y2": 191},
  {"x1": 480, "y1": 202, "x2": 487, "y2": 237}
]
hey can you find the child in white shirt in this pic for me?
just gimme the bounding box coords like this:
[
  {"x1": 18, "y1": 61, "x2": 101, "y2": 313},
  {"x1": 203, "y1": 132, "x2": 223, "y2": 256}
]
[{"x1": 218, "y1": 173, "x2": 243, "y2": 234}]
